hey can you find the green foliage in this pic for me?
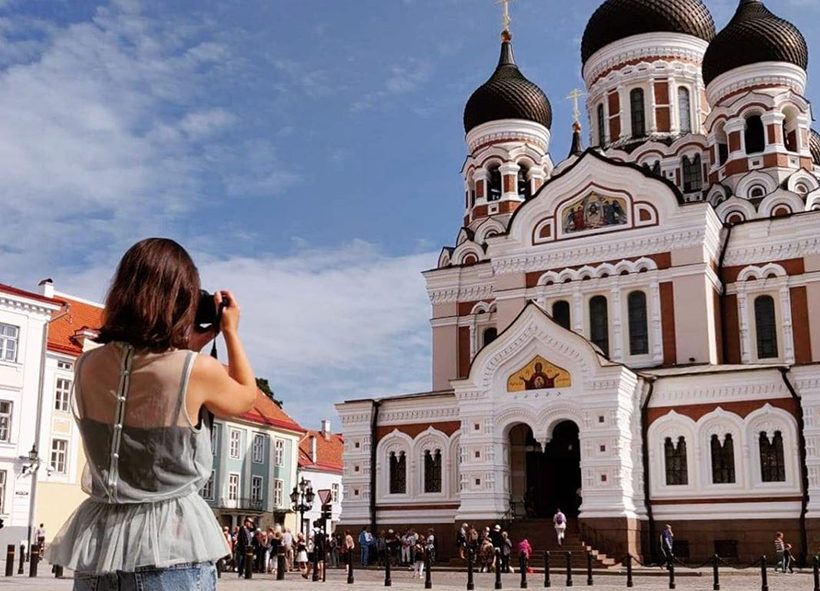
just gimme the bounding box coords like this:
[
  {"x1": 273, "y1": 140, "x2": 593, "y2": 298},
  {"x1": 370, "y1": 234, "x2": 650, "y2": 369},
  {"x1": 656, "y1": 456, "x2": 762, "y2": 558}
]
[{"x1": 256, "y1": 377, "x2": 283, "y2": 408}]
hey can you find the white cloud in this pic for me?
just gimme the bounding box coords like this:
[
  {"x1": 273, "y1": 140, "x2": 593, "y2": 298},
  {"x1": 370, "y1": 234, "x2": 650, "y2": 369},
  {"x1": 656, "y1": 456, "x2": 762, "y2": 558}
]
[{"x1": 352, "y1": 58, "x2": 435, "y2": 112}]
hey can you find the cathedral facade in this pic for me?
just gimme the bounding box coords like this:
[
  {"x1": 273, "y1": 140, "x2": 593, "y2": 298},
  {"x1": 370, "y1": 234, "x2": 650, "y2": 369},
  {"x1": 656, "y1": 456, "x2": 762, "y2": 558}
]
[{"x1": 336, "y1": 0, "x2": 820, "y2": 563}]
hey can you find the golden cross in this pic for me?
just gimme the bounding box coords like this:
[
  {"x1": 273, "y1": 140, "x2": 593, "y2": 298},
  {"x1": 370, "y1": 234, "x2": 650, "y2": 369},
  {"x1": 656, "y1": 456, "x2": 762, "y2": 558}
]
[
  {"x1": 496, "y1": 0, "x2": 515, "y2": 32},
  {"x1": 566, "y1": 88, "x2": 586, "y2": 125}
]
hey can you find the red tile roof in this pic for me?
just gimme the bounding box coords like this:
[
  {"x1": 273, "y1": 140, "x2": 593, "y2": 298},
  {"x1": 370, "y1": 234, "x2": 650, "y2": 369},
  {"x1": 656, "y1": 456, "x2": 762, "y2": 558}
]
[
  {"x1": 47, "y1": 295, "x2": 105, "y2": 357},
  {"x1": 240, "y1": 391, "x2": 304, "y2": 434},
  {"x1": 298, "y1": 429, "x2": 344, "y2": 474}
]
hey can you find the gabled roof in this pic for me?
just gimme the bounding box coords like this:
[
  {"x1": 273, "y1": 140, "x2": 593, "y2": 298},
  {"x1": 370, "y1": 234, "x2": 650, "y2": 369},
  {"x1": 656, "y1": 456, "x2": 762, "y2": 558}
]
[
  {"x1": 240, "y1": 391, "x2": 304, "y2": 434},
  {"x1": 48, "y1": 294, "x2": 105, "y2": 356},
  {"x1": 298, "y1": 429, "x2": 344, "y2": 474}
]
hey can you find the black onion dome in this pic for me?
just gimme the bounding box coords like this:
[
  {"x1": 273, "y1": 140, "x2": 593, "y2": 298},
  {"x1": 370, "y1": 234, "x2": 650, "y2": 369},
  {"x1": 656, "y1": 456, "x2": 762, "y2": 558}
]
[
  {"x1": 464, "y1": 40, "x2": 552, "y2": 134},
  {"x1": 810, "y1": 129, "x2": 820, "y2": 166},
  {"x1": 582, "y1": 0, "x2": 716, "y2": 65},
  {"x1": 702, "y1": 0, "x2": 808, "y2": 86}
]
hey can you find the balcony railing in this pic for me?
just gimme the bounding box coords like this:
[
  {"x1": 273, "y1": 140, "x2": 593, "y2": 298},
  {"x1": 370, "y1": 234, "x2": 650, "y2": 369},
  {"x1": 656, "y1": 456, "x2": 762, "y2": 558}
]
[{"x1": 218, "y1": 497, "x2": 265, "y2": 512}]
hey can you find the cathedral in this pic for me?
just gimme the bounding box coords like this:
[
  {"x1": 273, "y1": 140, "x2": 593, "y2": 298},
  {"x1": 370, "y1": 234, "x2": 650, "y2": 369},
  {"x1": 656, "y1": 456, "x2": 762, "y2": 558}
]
[{"x1": 336, "y1": 0, "x2": 820, "y2": 563}]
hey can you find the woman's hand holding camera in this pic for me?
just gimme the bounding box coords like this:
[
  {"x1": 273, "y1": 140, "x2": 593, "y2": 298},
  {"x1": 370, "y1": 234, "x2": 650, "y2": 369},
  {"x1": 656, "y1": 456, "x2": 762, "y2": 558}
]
[{"x1": 215, "y1": 290, "x2": 240, "y2": 335}]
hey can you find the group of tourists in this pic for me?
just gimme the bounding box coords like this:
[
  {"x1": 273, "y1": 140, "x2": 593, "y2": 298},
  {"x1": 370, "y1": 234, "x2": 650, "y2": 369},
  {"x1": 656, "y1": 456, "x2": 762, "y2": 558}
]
[
  {"x1": 356, "y1": 527, "x2": 437, "y2": 577},
  {"x1": 455, "y1": 522, "x2": 533, "y2": 573},
  {"x1": 774, "y1": 532, "x2": 796, "y2": 574}
]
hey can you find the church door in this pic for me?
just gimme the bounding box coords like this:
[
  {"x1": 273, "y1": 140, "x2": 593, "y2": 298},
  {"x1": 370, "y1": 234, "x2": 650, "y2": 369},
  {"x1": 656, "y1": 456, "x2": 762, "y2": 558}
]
[{"x1": 526, "y1": 421, "x2": 582, "y2": 518}]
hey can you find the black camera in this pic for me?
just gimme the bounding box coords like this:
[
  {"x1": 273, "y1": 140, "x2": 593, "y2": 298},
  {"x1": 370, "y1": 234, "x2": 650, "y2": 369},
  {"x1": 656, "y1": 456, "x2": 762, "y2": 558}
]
[{"x1": 195, "y1": 290, "x2": 227, "y2": 328}]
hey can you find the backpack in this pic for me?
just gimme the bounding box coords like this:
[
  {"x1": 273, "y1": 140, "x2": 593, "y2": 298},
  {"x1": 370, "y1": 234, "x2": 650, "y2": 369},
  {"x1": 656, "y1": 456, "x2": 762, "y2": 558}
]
[{"x1": 555, "y1": 513, "x2": 565, "y2": 525}]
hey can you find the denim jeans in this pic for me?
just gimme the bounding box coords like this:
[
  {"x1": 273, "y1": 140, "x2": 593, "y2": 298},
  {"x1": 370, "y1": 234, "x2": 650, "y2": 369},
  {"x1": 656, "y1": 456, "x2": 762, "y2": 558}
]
[{"x1": 74, "y1": 562, "x2": 216, "y2": 591}]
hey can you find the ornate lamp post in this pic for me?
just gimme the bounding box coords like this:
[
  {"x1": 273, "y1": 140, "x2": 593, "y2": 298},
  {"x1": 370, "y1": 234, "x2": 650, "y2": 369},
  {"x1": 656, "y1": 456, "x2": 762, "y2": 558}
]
[{"x1": 290, "y1": 477, "x2": 315, "y2": 535}]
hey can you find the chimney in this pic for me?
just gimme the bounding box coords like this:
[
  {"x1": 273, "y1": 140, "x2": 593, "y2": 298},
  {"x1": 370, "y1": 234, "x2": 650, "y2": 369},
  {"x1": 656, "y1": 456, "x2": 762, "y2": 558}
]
[
  {"x1": 38, "y1": 278, "x2": 54, "y2": 299},
  {"x1": 321, "y1": 420, "x2": 331, "y2": 440},
  {"x1": 310, "y1": 435, "x2": 317, "y2": 464}
]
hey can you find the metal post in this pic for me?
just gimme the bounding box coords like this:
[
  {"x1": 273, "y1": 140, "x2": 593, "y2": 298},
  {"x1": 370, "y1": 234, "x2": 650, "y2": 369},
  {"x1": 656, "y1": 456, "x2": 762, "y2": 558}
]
[
  {"x1": 544, "y1": 551, "x2": 551, "y2": 588},
  {"x1": 313, "y1": 542, "x2": 320, "y2": 582},
  {"x1": 277, "y1": 548, "x2": 286, "y2": 580},
  {"x1": 626, "y1": 555, "x2": 633, "y2": 589},
  {"x1": 5, "y1": 545, "x2": 13, "y2": 577},
  {"x1": 814, "y1": 556, "x2": 819, "y2": 591},
  {"x1": 244, "y1": 547, "x2": 253, "y2": 579},
  {"x1": 216, "y1": 558, "x2": 223, "y2": 579},
  {"x1": 17, "y1": 544, "x2": 24, "y2": 575},
  {"x1": 668, "y1": 555, "x2": 675, "y2": 590},
  {"x1": 495, "y1": 548, "x2": 503, "y2": 590},
  {"x1": 385, "y1": 545, "x2": 392, "y2": 587},
  {"x1": 54, "y1": 565, "x2": 63, "y2": 579},
  {"x1": 323, "y1": 542, "x2": 328, "y2": 583},
  {"x1": 425, "y1": 547, "x2": 432, "y2": 590},
  {"x1": 760, "y1": 556, "x2": 768, "y2": 591},
  {"x1": 28, "y1": 544, "x2": 39, "y2": 578},
  {"x1": 467, "y1": 548, "x2": 475, "y2": 591},
  {"x1": 713, "y1": 554, "x2": 720, "y2": 591},
  {"x1": 587, "y1": 552, "x2": 593, "y2": 586},
  {"x1": 566, "y1": 551, "x2": 573, "y2": 587},
  {"x1": 520, "y1": 551, "x2": 528, "y2": 589},
  {"x1": 347, "y1": 547, "x2": 355, "y2": 584}
]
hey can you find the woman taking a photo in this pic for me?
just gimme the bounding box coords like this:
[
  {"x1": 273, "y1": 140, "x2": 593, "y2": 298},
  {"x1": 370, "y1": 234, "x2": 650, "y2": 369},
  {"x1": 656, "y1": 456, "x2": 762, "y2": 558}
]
[{"x1": 46, "y1": 238, "x2": 259, "y2": 590}]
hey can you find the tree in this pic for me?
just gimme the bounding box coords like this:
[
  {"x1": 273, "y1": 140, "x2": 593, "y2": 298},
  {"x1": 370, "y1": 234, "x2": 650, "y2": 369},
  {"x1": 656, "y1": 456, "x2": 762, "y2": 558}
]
[{"x1": 256, "y1": 377, "x2": 283, "y2": 407}]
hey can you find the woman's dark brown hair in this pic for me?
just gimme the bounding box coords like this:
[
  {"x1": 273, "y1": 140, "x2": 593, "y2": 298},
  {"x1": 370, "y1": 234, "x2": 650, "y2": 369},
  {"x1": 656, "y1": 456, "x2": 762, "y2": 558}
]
[{"x1": 97, "y1": 238, "x2": 201, "y2": 351}]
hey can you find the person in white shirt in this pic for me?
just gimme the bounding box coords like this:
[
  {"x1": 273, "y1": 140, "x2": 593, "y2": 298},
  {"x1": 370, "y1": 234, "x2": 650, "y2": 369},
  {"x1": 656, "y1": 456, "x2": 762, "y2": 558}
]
[
  {"x1": 283, "y1": 528, "x2": 294, "y2": 571},
  {"x1": 34, "y1": 524, "x2": 46, "y2": 551},
  {"x1": 553, "y1": 509, "x2": 567, "y2": 546}
]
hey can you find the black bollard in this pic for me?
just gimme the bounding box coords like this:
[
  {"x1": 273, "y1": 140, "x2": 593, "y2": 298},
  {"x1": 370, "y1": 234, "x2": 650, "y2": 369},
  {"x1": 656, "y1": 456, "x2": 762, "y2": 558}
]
[
  {"x1": 347, "y1": 548, "x2": 355, "y2": 585},
  {"x1": 760, "y1": 556, "x2": 768, "y2": 591},
  {"x1": 425, "y1": 548, "x2": 432, "y2": 590},
  {"x1": 566, "y1": 551, "x2": 573, "y2": 587},
  {"x1": 5, "y1": 545, "x2": 13, "y2": 577},
  {"x1": 54, "y1": 565, "x2": 64, "y2": 579},
  {"x1": 713, "y1": 554, "x2": 720, "y2": 591},
  {"x1": 244, "y1": 547, "x2": 253, "y2": 579},
  {"x1": 277, "y1": 548, "x2": 286, "y2": 580},
  {"x1": 324, "y1": 546, "x2": 328, "y2": 583},
  {"x1": 313, "y1": 545, "x2": 320, "y2": 582},
  {"x1": 216, "y1": 558, "x2": 223, "y2": 579},
  {"x1": 814, "y1": 556, "x2": 819, "y2": 591},
  {"x1": 17, "y1": 544, "x2": 24, "y2": 575},
  {"x1": 520, "y1": 551, "x2": 528, "y2": 589},
  {"x1": 495, "y1": 548, "x2": 503, "y2": 590},
  {"x1": 28, "y1": 544, "x2": 39, "y2": 578},
  {"x1": 668, "y1": 555, "x2": 675, "y2": 590},
  {"x1": 385, "y1": 547, "x2": 392, "y2": 587},
  {"x1": 544, "y1": 551, "x2": 551, "y2": 588},
  {"x1": 587, "y1": 552, "x2": 593, "y2": 586},
  {"x1": 467, "y1": 548, "x2": 475, "y2": 591},
  {"x1": 626, "y1": 555, "x2": 633, "y2": 589}
]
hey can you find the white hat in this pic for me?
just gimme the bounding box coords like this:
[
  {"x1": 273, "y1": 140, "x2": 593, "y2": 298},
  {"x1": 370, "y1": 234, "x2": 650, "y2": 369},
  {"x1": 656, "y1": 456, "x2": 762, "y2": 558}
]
[{"x1": 493, "y1": 525, "x2": 501, "y2": 531}]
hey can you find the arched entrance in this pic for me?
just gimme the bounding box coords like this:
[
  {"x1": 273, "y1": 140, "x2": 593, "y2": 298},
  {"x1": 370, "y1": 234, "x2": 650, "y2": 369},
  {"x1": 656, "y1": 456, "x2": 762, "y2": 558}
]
[{"x1": 509, "y1": 421, "x2": 582, "y2": 518}]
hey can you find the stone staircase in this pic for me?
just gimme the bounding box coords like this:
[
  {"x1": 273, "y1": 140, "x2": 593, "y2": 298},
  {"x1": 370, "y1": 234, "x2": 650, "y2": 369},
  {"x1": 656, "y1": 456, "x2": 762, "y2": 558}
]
[{"x1": 506, "y1": 519, "x2": 615, "y2": 569}]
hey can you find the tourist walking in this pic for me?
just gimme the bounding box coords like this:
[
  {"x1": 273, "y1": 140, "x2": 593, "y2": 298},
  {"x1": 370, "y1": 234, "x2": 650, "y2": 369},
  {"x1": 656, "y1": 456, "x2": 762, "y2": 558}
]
[
  {"x1": 221, "y1": 527, "x2": 233, "y2": 572},
  {"x1": 236, "y1": 519, "x2": 254, "y2": 576},
  {"x1": 412, "y1": 540, "x2": 425, "y2": 578},
  {"x1": 359, "y1": 527, "x2": 371, "y2": 566},
  {"x1": 457, "y1": 523, "x2": 469, "y2": 559},
  {"x1": 283, "y1": 527, "x2": 294, "y2": 571},
  {"x1": 774, "y1": 532, "x2": 785, "y2": 572},
  {"x1": 500, "y1": 531, "x2": 513, "y2": 573},
  {"x1": 295, "y1": 532, "x2": 309, "y2": 578},
  {"x1": 783, "y1": 543, "x2": 795, "y2": 574},
  {"x1": 44, "y1": 238, "x2": 258, "y2": 591},
  {"x1": 344, "y1": 530, "x2": 355, "y2": 567},
  {"x1": 553, "y1": 508, "x2": 567, "y2": 546},
  {"x1": 660, "y1": 524, "x2": 675, "y2": 570},
  {"x1": 34, "y1": 524, "x2": 46, "y2": 552}
]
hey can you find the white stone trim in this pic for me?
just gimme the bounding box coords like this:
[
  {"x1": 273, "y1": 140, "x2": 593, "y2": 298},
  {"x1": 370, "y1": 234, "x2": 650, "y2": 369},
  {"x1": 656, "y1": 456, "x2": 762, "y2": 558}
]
[{"x1": 707, "y1": 62, "x2": 807, "y2": 107}]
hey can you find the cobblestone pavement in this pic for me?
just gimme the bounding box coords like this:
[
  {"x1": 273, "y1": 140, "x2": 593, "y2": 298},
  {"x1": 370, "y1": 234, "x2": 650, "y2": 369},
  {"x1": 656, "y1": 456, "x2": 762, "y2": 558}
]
[{"x1": 0, "y1": 565, "x2": 816, "y2": 590}]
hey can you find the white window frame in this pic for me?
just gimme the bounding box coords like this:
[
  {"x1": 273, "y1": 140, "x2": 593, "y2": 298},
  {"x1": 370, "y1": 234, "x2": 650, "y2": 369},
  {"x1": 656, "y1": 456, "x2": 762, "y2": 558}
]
[
  {"x1": 274, "y1": 438, "x2": 284, "y2": 467},
  {"x1": 0, "y1": 471, "x2": 5, "y2": 514},
  {"x1": 54, "y1": 378, "x2": 72, "y2": 413},
  {"x1": 228, "y1": 473, "x2": 240, "y2": 501},
  {"x1": 201, "y1": 470, "x2": 215, "y2": 501},
  {"x1": 331, "y1": 483, "x2": 340, "y2": 504},
  {"x1": 229, "y1": 429, "x2": 241, "y2": 459},
  {"x1": 51, "y1": 438, "x2": 68, "y2": 474},
  {"x1": 251, "y1": 475, "x2": 263, "y2": 503},
  {"x1": 56, "y1": 360, "x2": 73, "y2": 371},
  {"x1": 0, "y1": 401, "x2": 11, "y2": 442},
  {"x1": 273, "y1": 479, "x2": 284, "y2": 507},
  {"x1": 210, "y1": 424, "x2": 219, "y2": 456},
  {"x1": 0, "y1": 323, "x2": 19, "y2": 363},
  {"x1": 252, "y1": 433, "x2": 265, "y2": 464}
]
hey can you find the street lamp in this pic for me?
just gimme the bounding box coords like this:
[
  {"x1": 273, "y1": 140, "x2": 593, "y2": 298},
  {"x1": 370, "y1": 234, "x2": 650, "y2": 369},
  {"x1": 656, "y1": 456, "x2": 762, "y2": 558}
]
[
  {"x1": 290, "y1": 477, "x2": 315, "y2": 535},
  {"x1": 20, "y1": 445, "x2": 40, "y2": 476}
]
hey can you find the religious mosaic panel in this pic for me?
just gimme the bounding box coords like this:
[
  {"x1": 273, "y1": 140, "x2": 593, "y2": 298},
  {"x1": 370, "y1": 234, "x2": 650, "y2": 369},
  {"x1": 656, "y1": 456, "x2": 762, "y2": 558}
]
[
  {"x1": 507, "y1": 355, "x2": 572, "y2": 392},
  {"x1": 561, "y1": 192, "x2": 628, "y2": 234}
]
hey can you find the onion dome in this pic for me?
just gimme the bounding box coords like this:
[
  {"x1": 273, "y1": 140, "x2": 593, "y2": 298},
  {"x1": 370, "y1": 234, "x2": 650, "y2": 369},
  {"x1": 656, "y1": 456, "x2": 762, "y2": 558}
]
[
  {"x1": 702, "y1": 0, "x2": 808, "y2": 87},
  {"x1": 582, "y1": 0, "x2": 716, "y2": 65},
  {"x1": 810, "y1": 129, "x2": 820, "y2": 167},
  {"x1": 464, "y1": 35, "x2": 552, "y2": 134}
]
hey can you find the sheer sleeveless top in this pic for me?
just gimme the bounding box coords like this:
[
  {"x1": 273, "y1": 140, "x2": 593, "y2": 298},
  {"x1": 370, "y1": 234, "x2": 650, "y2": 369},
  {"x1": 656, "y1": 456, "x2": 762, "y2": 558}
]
[{"x1": 46, "y1": 342, "x2": 229, "y2": 573}]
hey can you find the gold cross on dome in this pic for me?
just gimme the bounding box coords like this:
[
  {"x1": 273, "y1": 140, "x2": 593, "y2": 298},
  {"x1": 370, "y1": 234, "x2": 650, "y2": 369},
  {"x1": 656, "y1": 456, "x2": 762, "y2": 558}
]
[
  {"x1": 566, "y1": 88, "x2": 586, "y2": 125},
  {"x1": 496, "y1": 0, "x2": 515, "y2": 33}
]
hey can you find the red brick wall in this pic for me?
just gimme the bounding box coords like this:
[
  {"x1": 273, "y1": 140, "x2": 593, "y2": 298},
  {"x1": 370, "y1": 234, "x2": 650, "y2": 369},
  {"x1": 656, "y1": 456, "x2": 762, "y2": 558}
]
[{"x1": 660, "y1": 282, "x2": 677, "y2": 365}]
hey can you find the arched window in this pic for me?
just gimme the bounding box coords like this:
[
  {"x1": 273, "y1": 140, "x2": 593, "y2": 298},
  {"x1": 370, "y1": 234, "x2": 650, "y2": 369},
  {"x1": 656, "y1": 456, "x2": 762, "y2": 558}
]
[
  {"x1": 589, "y1": 296, "x2": 609, "y2": 356},
  {"x1": 784, "y1": 122, "x2": 797, "y2": 152},
  {"x1": 628, "y1": 291, "x2": 649, "y2": 355},
  {"x1": 630, "y1": 89, "x2": 646, "y2": 138},
  {"x1": 711, "y1": 434, "x2": 736, "y2": 484},
  {"x1": 745, "y1": 116, "x2": 765, "y2": 154},
  {"x1": 597, "y1": 103, "x2": 606, "y2": 146},
  {"x1": 517, "y1": 167, "x2": 531, "y2": 200},
  {"x1": 678, "y1": 87, "x2": 692, "y2": 134},
  {"x1": 552, "y1": 300, "x2": 571, "y2": 330},
  {"x1": 423, "y1": 449, "x2": 442, "y2": 493},
  {"x1": 483, "y1": 327, "x2": 498, "y2": 347},
  {"x1": 754, "y1": 295, "x2": 778, "y2": 359},
  {"x1": 389, "y1": 451, "x2": 407, "y2": 494},
  {"x1": 749, "y1": 185, "x2": 766, "y2": 199},
  {"x1": 760, "y1": 431, "x2": 786, "y2": 482},
  {"x1": 488, "y1": 166, "x2": 502, "y2": 202},
  {"x1": 664, "y1": 436, "x2": 688, "y2": 486},
  {"x1": 715, "y1": 122, "x2": 729, "y2": 165},
  {"x1": 682, "y1": 154, "x2": 703, "y2": 193}
]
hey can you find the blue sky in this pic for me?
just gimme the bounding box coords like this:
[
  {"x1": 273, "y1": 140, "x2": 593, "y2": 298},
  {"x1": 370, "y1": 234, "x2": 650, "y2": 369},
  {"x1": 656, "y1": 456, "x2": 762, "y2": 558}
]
[{"x1": 1, "y1": 0, "x2": 819, "y2": 429}]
